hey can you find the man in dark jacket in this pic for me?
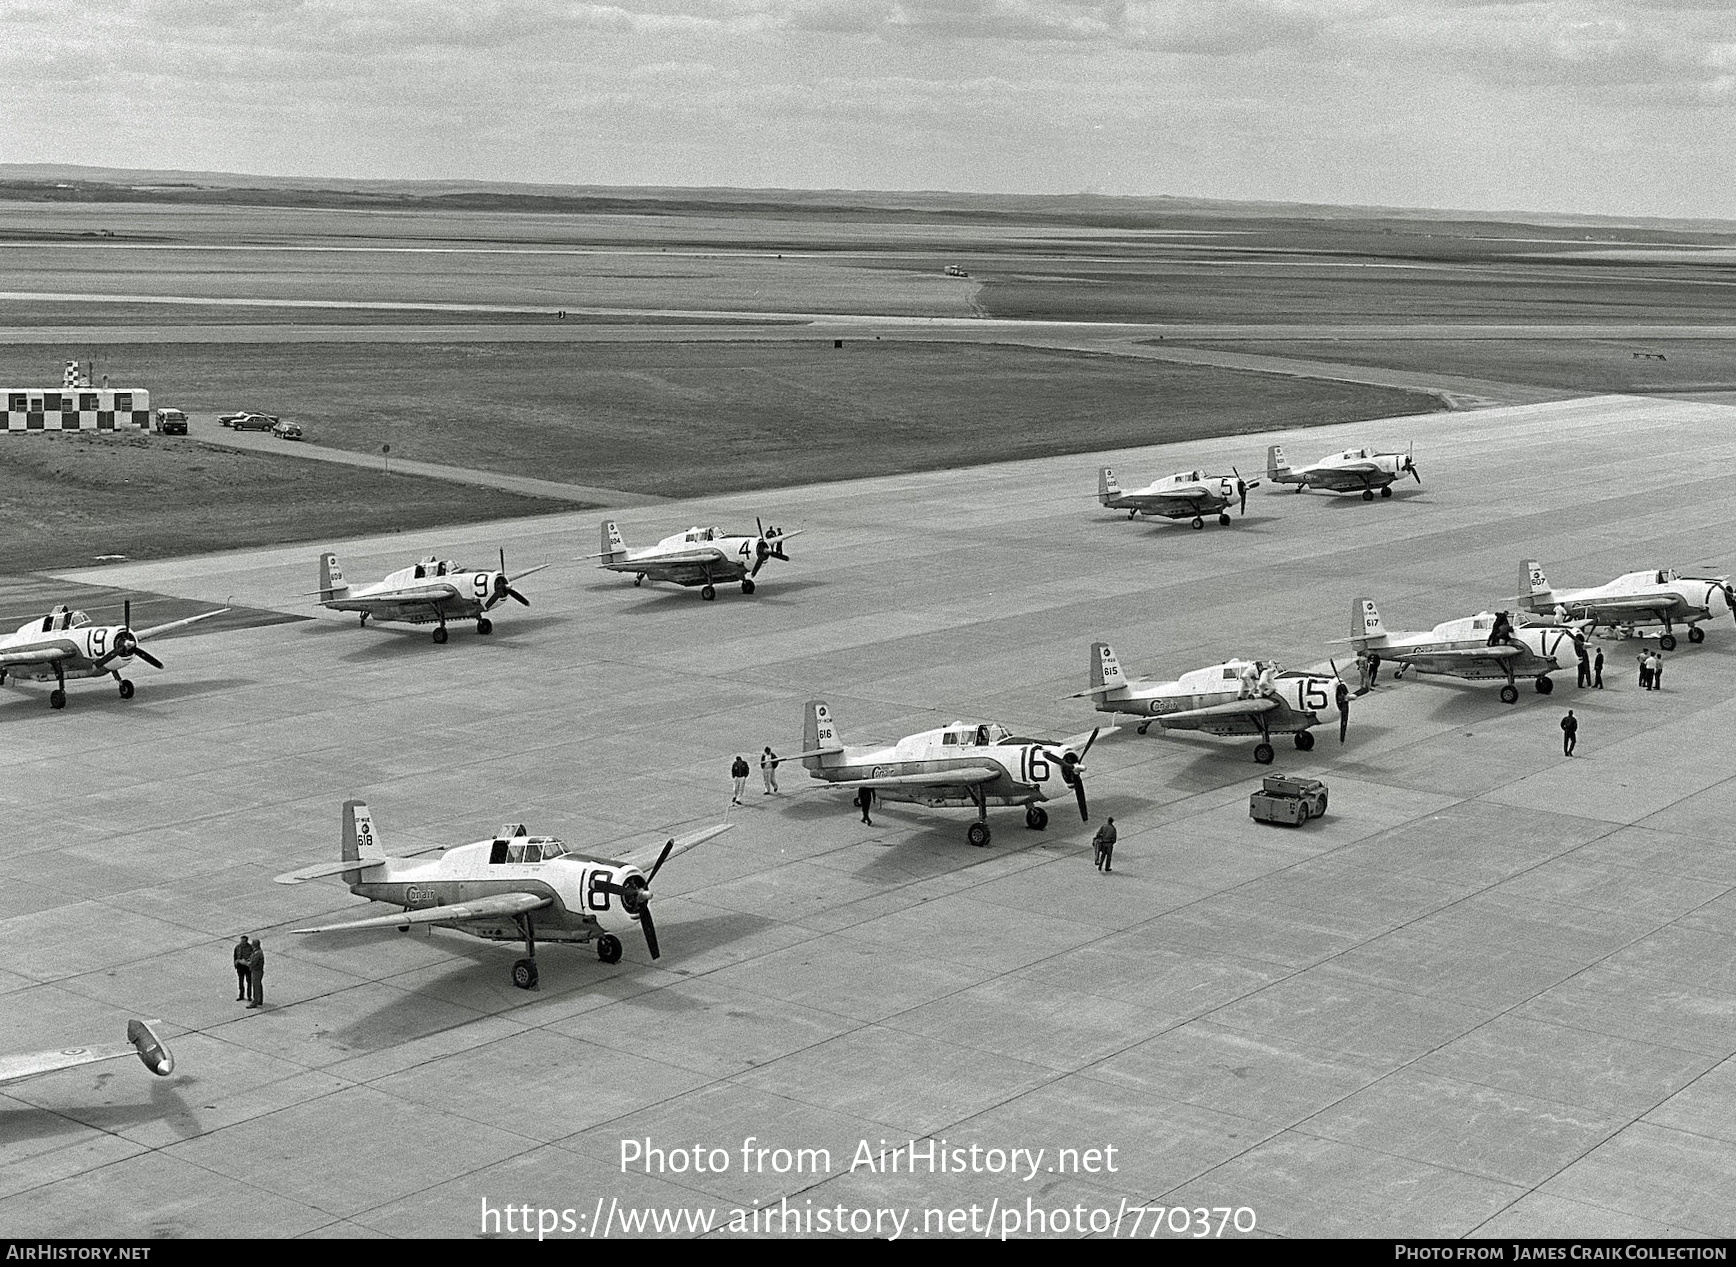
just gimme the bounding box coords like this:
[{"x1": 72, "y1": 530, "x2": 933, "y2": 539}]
[
  {"x1": 1593, "y1": 647, "x2": 1604, "y2": 688},
  {"x1": 233, "y1": 935, "x2": 252, "y2": 1001},
  {"x1": 246, "y1": 940, "x2": 265, "y2": 1009},
  {"x1": 855, "y1": 787, "x2": 873, "y2": 826},
  {"x1": 730, "y1": 755, "x2": 750, "y2": 805},
  {"x1": 1561, "y1": 710, "x2": 1578, "y2": 757},
  {"x1": 1093, "y1": 817, "x2": 1118, "y2": 872}
]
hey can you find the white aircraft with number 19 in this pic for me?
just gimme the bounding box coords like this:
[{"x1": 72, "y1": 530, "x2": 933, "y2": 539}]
[
  {"x1": 277, "y1": 802, "x2": 731, "y2": 989},
  {"x1": 0, "y1": 601, "x2": 227, "y2": 709},
  {"x1": 1074, "y1": 642, "x2": 1349, "y2": 763},
  {"x1": 796, "y1": 701, "x2": 1099, "y2": 847}
]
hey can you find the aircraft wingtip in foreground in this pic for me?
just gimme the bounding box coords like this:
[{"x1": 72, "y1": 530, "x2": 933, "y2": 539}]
[
  {"x1": 316, "y1": 548, "x2": 549, "y2": 642},
  {"x1": 591, "y1": 518, "x2": 799, "y2": 599},
  {"x1": 0, "y1": 1019, "x2": 174, "y2": 1086},
  {"x1": 1265, "y1": 443, "x2": 1420, "y2": 500},
  {"x1": 1077, "y1": 640, "x2": 1349, "y2": 762},
  {"x1": 797, "y1": 699, "x2": 1098, "y2": 846},
  {"x1": 278, "y1": 801, "x2": 731, "y2": 988},
  {"x1": 0, "y1": 600, "x2": 228, "y2": 709}
]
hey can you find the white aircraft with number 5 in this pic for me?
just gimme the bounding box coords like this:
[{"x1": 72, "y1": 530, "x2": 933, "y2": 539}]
[
  {"x1": 1096, "y1": 465, "x2": 1259, "y2": 529},
  {"x1": 1264, "y1": 443, "x2": 1421, "y2": 500},
  {"x1": 277, "y1": 802, "x2": 731, "y2": 989},
  {"x1": 796, "y1": 701, "x2": 1099, "y2": 847},
  {"x1": 1516, "y1": 559, "x2": 1734, "y2": 650},
  {"x1": 1073, "y1": 642, "x2": 1349, "y2": 763},
  {"x1": 0, "y1": 601, "x2": 227, "y2": 709},
  {"x1": 315, "y1": 549, "x2": 548, "y2": 642},
  {"x1": 591, "y1": 518, "x2": 799, "y2": 600},
  {"x1": 1341, "y1": 597, "x2": 1581, "y2": 703}
]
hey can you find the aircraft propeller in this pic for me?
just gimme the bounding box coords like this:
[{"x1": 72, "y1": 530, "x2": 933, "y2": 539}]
[
  {"x1": 485, "y1": 548, "x2": 533, "y2": 609},
  {"x1": 1403, "y1": 444, "x2": 1421, "y2": 484},
  {"x1": 594, "y1": 837, "x2": 677, "y2": 960},
  {"x1": 1231, "y1": 466, "x2": 1261, "y2": 514},
  {"x1": 750, "y1": 517, "x2": 788, "y2": 578},
  {"x1": 95, "y1": 600, "x2": 165, "y2": 670},
  {"x1": 1041, "y1": 728, "x2": 1099, "y2": 821}
]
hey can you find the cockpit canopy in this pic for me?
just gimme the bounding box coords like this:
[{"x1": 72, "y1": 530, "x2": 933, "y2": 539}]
[
  {"x1": 36, "y1": 605, "x2": 91, "y2": 633},
  {"x1": 682, "y1": 526, "x2": 723, "y2": 543},
  {"x1": 411, "y1": 557, "x2": 460, "y2": 579},
  {"x1": 1338, "y1": 448, "x2": 1373, "y2": 460},
  {"x1": 940, "y1": 721, "x2": 1013, "y2": 747},
  {"x1": 487, "y1": 824, "x2": 568, "y2": 865}
]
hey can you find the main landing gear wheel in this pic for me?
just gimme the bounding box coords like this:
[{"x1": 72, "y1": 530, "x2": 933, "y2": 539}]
[
  {"x1": 1362, "y1": 489, "x2": 1375, "y2": 502},
  {"x1": 701, "y1": 585, "x2": 717, "y2": 601},
  {"x1": 476, "y1": 618, "x2": 493, "y2": 635},
  {"x1": 633, "y1": 574, "x2": 644, "y2": 587},
  {"x1": 1535, "y1": 676, "x2": 1554, "y2": 694},
  {"x1": 1500, "y1": 684, "x2": 1519, "y2": 704},
  {"x1": 1294, "y1": 730, "x2": 1315, "y2": 751},
  {"x1": 118, "y1": 680, "x2": 134, "y2": 700},
  {"x1": 1380, "y1": 486, "x2": 1393, "y2": 498},
  {"x1": 1218, "y1": 513, "x2": 1232, "y2": 526},
  {"x1": 1190, "y1": 517, "x2": 1204, "y2": 530},
  {"x1": 741, "y1": 578, "x2": 756, "y2": 595},
  {"x1": 1660, "y1": 633, "x2": 1678, "y2": 651},
  {"x1": 50, "y1": 689, "x2": 66, "y2": 710},
  {"x1": 596, "y1": 934, "x2": 623, "y2": 965},
  {"x1": 1025, "y1": 806, "x2": 1048, "y2": 831},
  {"x1": 1128, "y1": 510, "x2": 1137, "y2": 520},
  {"x1": 432, "y1": 627, "x2": 449, "y2": 644},
  {"x1": 511, "y1": 958, "x2": 539, "y2": 990},
  {"x1": 1254, "y1": 742, "x2": 1275, "y2": 764},
  {"x1": 1690, "y1": 626, "x2": 1706, "y2": 644},
  {"x1": 1136, "y1": 721, "x2": 1151, "y2": 735},
  {"x1": 967, "y1": 822, "x2": 991, "y2": 848}
]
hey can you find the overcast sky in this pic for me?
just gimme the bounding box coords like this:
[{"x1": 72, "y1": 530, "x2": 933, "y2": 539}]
[{"x1": 2, "y1": 0, "x2": 1731, "y2": 219}]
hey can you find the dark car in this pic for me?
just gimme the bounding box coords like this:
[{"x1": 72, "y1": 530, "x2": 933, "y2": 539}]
[
  {"x1": 228, "y1": 412, "x2": 280, "y2": 432},
  {"x1": 271, "y1": 421, "x2": 303, "y2": 441},
  {"x1": 153, "y1": 409, "x2": 188, "y2": 436}
]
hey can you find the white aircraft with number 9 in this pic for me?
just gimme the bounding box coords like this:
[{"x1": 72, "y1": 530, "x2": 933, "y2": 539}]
[{"x1": 315, "y1": 549, "x2": 549, "y2": 642}]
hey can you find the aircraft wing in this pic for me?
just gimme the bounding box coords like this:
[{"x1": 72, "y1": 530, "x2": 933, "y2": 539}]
[
  {"x1": 0, "y1": 1020, "x2": 173, "y2": 1085},
  {"x1": 1387, "y1": 645, "x2": 1525, "y2": 666},
  {"x1": 600, "y1": 547, "x2": 730, "y2": 572},
  {"x1": 1155, "y1": 698, "x2": 1278, "y2": 731},
  {"x1": 0, "y1": 644, "x2": 72, "y2": 670},
  {"x1": 135, "y1": 608, "x2": 229, "y2": 639},
  {"x1": 823, "y1": 765, "x2": 1003, "y2": 790},
  {"x1": 1112, "y1": 491, "x2": 1210, "y2": 515},
  {"x1": 330, "y1": 582, "x2": 463, "y2": 608},
  {"x1": 293, "y1": 891, "x2": 551, "y2": 934},
  {"x1": 508, "y1": 563, "x2": 553, "y2": 583},
  {"x1": 1303, "y1": 465, "x2": 1382, "y2": 490},
  {"x1": 608, "y1": 823, "x2": 734, "y2": 871},
  {"x1": 1567, "y1": 596, "x2": 1687, "y2": 617}
]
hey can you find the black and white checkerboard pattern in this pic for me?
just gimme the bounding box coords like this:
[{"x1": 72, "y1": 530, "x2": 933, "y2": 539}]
[{"x1": 3, "y1": 387, "x2": 151, "y2": 432}]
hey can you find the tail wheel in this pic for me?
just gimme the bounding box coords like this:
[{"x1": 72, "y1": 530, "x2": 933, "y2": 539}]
[
  {"x1": 1500, "y1": 684, "x2": 1519, "y2": 704},
  {"x1": 967, "y1": 822, "x2": 991, "y2": 848},
  {"x1": 511, "y1": 959, "x2": 538, "y2": 990},
  {"x1": 633, "y1": 574, "x2": 644, "y2": 587},
  {"x1": 1254, "y1": 742, "x2": 1275, "y2": 764}
]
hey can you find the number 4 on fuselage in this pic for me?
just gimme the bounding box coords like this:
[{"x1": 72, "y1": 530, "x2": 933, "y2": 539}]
[{"x1": 589, "y1": 518, "x2": 800, "y2": 601}]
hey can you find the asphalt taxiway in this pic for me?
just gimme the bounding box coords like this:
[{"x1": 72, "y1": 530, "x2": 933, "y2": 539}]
[{"x1": 3, "y1": 392, "x2": 1736, "y2": 1237}]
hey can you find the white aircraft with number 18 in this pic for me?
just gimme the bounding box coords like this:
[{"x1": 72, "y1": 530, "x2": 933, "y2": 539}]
[
  {"x1": 1074, "y1": 642, "x2": 1349, "y2": 763},
  {"x1": 796, "y1": 701, "x2": 1099, "y2": 847},
  {"x1": 0, "y1": 601, "x2": 227, "y2": 709},
  {"x1": 277, "y1": 802, "x2": 731, "y2": 989},
  {"x1": 315, "y1": 549, "x2": 548, "y2": 642}
]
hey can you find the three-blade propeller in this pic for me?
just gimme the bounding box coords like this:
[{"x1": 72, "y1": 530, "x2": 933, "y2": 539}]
[
  {"x1": 1403, "y1": 445, "x2": 1422, "y2": 484},
  {"x1": 594, "y1": 838, "x2": 677, "y2": 960},
  {"x1": 749, "y1": 517, "x2": 791, "y2": 578},
  {"x1": 1040, "y1": 728, "x2": 1100, "y2": 822},
  {"x1": 1231, "y1": 466, "x2": 1261, "y2": 515},
  {"x1": 94, "y1": 600, "x2": 165, "y2": 670},
  {"x1": 484, "y1": 548, "x2": 533, "y2": 610}
]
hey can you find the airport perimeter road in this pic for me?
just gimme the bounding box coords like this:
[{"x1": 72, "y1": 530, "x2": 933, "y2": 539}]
[
  {"x1": 5, "y1": 393, "x2": 1736, "y2": 1237},
  {"x1": 184, "y1": 416, "x2": 663, "y2": 507}
]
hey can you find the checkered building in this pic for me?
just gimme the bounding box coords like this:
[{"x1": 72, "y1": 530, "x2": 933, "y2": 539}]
[{"x1": 3, "y1": 386, "x2": 151, "y2": 431}]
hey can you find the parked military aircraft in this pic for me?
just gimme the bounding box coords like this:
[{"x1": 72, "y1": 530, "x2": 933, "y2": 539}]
[
  {"x1": 277, "y1": 802, "x2": 731, "y2": 988},
  {"x1": 0, "y1": 601, "x2": 227, "y2": 709},
  {"x1": 315, "y1": 549, "x2": 548, "y2": 642},
  {"x1": 796, "y1": 701, "x2": 1098, "y2": 847},
  {"x1": 1097, "y1": 466, "x2": 1259, "y2": 529},
  {"x1": 591, "y1": 519, "x2": 799, "y2": 599},
  {"x1": 1516, "y1": 558, "x2": 1734, "y2": 650},
  {"x1": 1343, "y1": 597, "x2": 1580, "y2": 703},
  {"x1": 0, "y1": 1019, "x2": 173, "y2": 1085},
  {"x1": 1073, "y1": 642, "x2": 1348, "y2": 763},
  {"x1": 1265, "y1": 444, "x2": 1421, "y2": 500}
]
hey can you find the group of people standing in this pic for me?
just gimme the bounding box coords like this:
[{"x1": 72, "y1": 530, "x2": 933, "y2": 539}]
[
  {"x1": 729, "y1": 747, "x2": 782, "y2": 805},
  {"x1": 231, "y1": 935, "x2": 265, "y2": 1008}
]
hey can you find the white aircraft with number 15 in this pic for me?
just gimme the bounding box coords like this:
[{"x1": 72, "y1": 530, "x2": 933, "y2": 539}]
[
  {"x1": 797, "y1": 701, "x2": 1099, "y2": 848},
  {"x1": 277, "y1": 802, "x2": 731, "y2": 989},
  {"x1": 1074, "y1": 642, "x2": 1349, "y2": 763}
]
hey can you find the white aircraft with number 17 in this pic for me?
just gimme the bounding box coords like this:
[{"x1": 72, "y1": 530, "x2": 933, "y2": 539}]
[
  {"x1": 796, "y1": 701, "x2": 1099, "y2": 848},
  {"x1": 1341, "y1": 597, "x2": 1580, "y2": 704}
]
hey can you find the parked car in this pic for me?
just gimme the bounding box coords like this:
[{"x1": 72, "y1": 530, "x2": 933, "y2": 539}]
[
  {"x1": 228, "y1": 412, "x2": 280, "y2": 432},
  {"x1": 153, "y1": 408, "x2": 188, "y2": 436},
  {"x1": 271, "y1": 421, "x2": 303, "y2": 441}
]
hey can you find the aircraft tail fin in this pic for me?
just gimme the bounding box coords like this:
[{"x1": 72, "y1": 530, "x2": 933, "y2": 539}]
[
  {"x1": 318, "y1": 552, "x2": 349, "y2": 603},
  {"x1": 1267, "y1": 444, "x2": 1289, "y2": 479},
  {"x1": 801, "y1": 700, "x2": 844, "y2": 770},
  {"x1": 1092, "y1": 641, "x2": 1129, "y2": 691},
  {"x1": 340, "y1": 799, "x2": 385, "y2": 885},
  {"x1": 600, "y1": 520, "x2": 628, "y2": 565},
  {"x1": 1098, "y1": 466, "x2": 1121, "y2": 505},
  {"x1": 1518, "y1": 559, "x2": 1552, "y2": 609},
  {"x1": 1352, "y1": 596, "x2": 1387, "y2": 643}
]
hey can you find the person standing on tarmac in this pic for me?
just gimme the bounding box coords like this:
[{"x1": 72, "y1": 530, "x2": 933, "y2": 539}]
[
  {"x1": 1593, "y1": 646, "x2": 1604, "y2": 688},
  {"x1": 760, "y1": 746, "x2": 780, "y2": 795},
  {"x1": 233, "y1": 935, "x2": 252, "y2": 1002},
  {"x1": 730, "y1": 755, "x2": 750, "y2": 805},
  {"x1": 1576, "y1": 639, "x2": 1591, "y2": 688},
  {"x1": 1561, "y1": 709, "x2": 1579, "y2": 757},
  {"x1": 1093, "y1": 817, "x2": 1117, "y2": 872}
]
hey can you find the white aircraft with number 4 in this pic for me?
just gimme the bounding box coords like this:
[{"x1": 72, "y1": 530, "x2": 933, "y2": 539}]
[
  {"x1": 0, "y1": 601, "x2": 227, "y2": 709},
  {"x1": 276, "y1": 802, "x2": 731, "y2": 989},
  {"x1": 1341, "y1": 597, "x2": 1580, "y2": 703},
  {"x1": 315, "y1": 549, "x2": 549, "y2": 642},
  {"x1": 1516, "y1": 559, "x2": 1734, "y2": 650},
  {"x1": 591, "y1": 518, "x2": 799, "y2": 599},
  {"x1": 0, "y1": 1019, "x2": 174, "y2": 1085},
  {"x1": 796, "y1": 701, "x2": 1099, "y2": 847},
  {"x1": 1097, "y1": 465, "x2": 1260, "y2": 529},
  {"x1": 1073, "y1": 642, "x2": 1349, "y2": 763},
  {"x1": 1264, "y1": 443, "x2": 1421, "y2": 500}
]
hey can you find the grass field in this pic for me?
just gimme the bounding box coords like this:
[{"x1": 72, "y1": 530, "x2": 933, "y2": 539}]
[
  {"x1": 0, "y1": 340, "x2": 1444, "y2": 500},
  {"x1": 0, "y1": 431, "x2": 569, "y2": 572}
]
